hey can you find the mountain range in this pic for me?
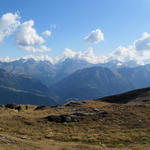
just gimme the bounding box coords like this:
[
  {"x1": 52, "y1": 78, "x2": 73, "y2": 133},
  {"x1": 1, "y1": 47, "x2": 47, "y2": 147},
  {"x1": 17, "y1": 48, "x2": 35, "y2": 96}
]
[
  {"x1": 0, "y1": 69, "x2": 57, "y2": 106},
  {"x1": 0, "y1": 57, "x2": 150, "y2": 105}
]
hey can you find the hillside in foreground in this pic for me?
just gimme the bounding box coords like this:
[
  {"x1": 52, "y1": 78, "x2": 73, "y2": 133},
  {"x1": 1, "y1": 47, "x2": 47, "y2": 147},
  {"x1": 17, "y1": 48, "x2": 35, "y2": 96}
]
[{"x1": 0, "y1": 87, "x2": 150, "y2": 150}]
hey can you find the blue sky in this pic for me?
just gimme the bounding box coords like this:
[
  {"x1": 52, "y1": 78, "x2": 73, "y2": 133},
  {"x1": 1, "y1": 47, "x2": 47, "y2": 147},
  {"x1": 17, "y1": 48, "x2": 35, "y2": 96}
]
[{"x1": 0, "y1": 0, "x2": 150, "y2": 64}]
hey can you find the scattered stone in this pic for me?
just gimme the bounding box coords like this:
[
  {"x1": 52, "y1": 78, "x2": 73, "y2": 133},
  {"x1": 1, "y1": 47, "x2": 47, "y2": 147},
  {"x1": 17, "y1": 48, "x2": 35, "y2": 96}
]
[
  {"x1": 63, "y1": 122, "x2": 67, "y2": 125},
  {"x1": 0, "y1": 127, "x2": 4, "y2": 131},
  {"x1": 34, "y1": 105, "x2": 49, "y2": 111},
  {"x1": 99, "y1": 111, "x2": 108, "y2": 116},
  {"x1": 69, "y1": 107, "x2": 86, "y2": 113},
  {"x1": 0, "y1": 136, "x2": 5, "y2": 140},
  {"x1": 65, "y1": 101, "x2": 81, "y2": 107},
  {"x1": 4, "y1": 104, "x2": 22, "y2": 111},
  {"x1": 46, "y1": 115, "x2": 62, "y2": 122},
  {"x1": 72, "y1": 112, "x2": 95, "y2": 116},
  {"x1": 45, "y1": 135, "x2": 51, "y2": 139},
  {"x1": 18, "y1": 106, "x2": 21, "y2": 112},
  {"x1": 45, "y1": 114, "x2": 83, "y2": 123},
  {"x1": 24, "y1": 121, "x2": 33, "y2": 125},
  {"x1": 72, "y1": 111, "x2": 108, "y2": 116},
  {"x1": 93, "y1": 108, "x2": 99, "y2": 112},
  {"x1": 25, "y1": 105, "x2": 28, "y2": 110},
  {"x1": 21, "y1": 136, "x2": 27, "y2": 139}
]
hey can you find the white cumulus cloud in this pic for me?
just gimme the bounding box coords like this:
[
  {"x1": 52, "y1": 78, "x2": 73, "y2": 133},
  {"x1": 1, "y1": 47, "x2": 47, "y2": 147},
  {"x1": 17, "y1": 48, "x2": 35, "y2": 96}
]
[
  {"x1": 19, "y1": 45, "x2": 51, "y2": 53},
  {"x1": 134, "y1": 32, "x2": 150, "y2": 51},
  {"x1": 84, "y1": 29, "x2": 104, "y2": 44},
  {"x1": 15, "y1": 20, "x2": 50, "y2": 52},
  {"x1": 0, "y1": 12, "x2": 20, "y2": 43},
  {"x1": 42, "y1": 30, "x2": 51, "y2": 37}
]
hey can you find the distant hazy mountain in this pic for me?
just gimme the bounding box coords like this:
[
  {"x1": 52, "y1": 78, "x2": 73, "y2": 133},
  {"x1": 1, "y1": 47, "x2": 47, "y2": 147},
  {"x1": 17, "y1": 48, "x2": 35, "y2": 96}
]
[
  {"x1": 0, "y1": 86, "x2": 57, "y2": 106},
  {"x1": 52, "y1": 65, "x2": 150, "y2": 104},
  {"x1": 0, "y1": 68, "x2": 48, "y2": 94},
  {"x1": 0, "y1": 58, "x2": 56, "y2": 87},
  {"x1": 118, "y1": 64, "x2": 150, "y2": 89},
  {"x1": 0, "y1": 69, "x2": 57, "y2": 106},
  {"x1": 51, "y1": 67, "x2": 133, "y2": 103},
  {"x1": 55, "y1": 58, "x2": 94, "y2": 81},
  {"x1": 97, "y1": 60, "x2": 140, "y2": 68},
  {"x1": 0, "y1": 58, "x2": 94, "y2": 87}
]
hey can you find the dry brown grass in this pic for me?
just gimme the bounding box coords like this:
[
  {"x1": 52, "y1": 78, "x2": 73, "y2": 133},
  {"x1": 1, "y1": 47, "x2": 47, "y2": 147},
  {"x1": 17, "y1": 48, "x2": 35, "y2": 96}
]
[{"x1": 0, "y1": 101, "x2": 150, "y2": 149}]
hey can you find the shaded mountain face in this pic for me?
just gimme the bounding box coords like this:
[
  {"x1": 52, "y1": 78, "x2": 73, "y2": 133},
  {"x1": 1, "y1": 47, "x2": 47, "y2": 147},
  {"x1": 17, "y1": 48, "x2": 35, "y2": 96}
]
[
  {"x1": 118, "y1": 64, "x2": 150, "y2": 89},
  {"x1": 55, "y1": 58, "x2": 94, "y2": 81},
  {"x1": 0, "y1": 86, "x2": 57, "y2": 106},
  {"x1": 52, "y1": 65, "x2": 150, "y2": 104},
  {"x1": 98, "y1": 87, "x2": 150, "y2": 104},
  {"x1": 0, "y1": 69, "x2": 49, "y2": 94},
  {"x1": 0, "y1": 69, "x2": 57, "y2": 106},
  {"x1": 51, "y1": 67, "x2": 133, "y2": 104}
]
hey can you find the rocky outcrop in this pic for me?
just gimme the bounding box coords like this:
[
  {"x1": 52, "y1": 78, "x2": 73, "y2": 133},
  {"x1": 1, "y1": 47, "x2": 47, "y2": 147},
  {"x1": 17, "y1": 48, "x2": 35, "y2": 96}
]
[
  {"x1": 45, "y1": 111, "x2": 108, "y2": 123},
  {"x1": 4, "y1": 104, "x2": 21, "y2": 111},
  {"x1": 72, "y1": 111, "x2": 108, "y2": 116},
  {"x1": 34, "y1": 105, "x2": 49, "y2": 111},
  {"x1": 45, "y1": 114, "x2": 83, "y2": 123}
]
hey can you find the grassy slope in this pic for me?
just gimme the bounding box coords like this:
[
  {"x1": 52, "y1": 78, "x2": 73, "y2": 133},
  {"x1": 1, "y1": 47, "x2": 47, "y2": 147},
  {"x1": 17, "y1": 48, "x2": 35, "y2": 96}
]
[
  {"x1": 98, "y1": 87, "x2": 150, "y2": 104},
  {"x1": 0, "y1": 97, "x2": 150, "y2": 149}
]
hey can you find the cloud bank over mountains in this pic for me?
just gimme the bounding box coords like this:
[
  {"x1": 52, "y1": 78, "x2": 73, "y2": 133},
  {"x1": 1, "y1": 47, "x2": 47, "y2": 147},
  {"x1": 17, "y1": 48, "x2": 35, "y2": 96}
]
[
  {"x1": 109, "y1": 32, "x2": 150, "y2": 65},
  {"x1": 1, "y1": 13, "x2": 150, "y2": 66},
  {"x1": 55, "y1": 47, "x2": 107, "y2": 64}
]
